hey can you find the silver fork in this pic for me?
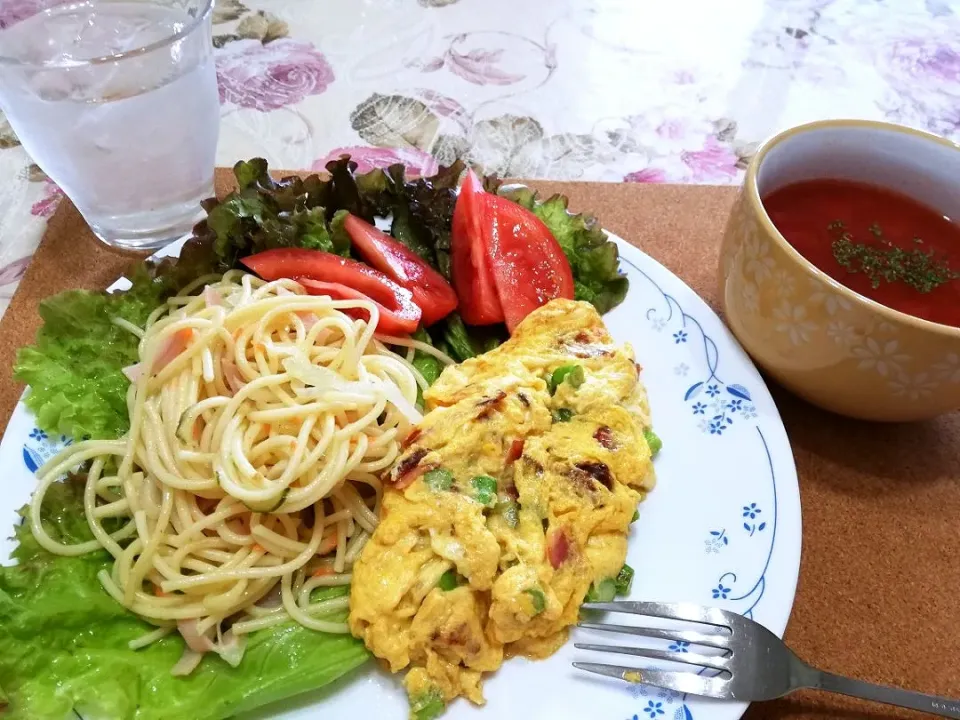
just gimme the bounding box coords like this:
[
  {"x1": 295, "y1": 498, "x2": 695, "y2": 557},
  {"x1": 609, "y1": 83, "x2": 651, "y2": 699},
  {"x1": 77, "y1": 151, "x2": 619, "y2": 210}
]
[{"x1": 574, "y1": 601, "x2": 960, "y2": 718}]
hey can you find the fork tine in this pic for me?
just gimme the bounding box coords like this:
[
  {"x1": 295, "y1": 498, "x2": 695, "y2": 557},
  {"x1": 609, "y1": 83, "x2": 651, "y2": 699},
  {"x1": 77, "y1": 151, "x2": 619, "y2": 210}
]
[
  {"x1": 572, "y1": 662, "x2": 730, "y2": 699},
  {"x1": 581, "y1": 601, "x2": 731, "y2": 629},
  {"x1": 574, "y1": 643, "x2": 730, "y2": 672},
  {"x1": 577, "y1": 622, "x2": 731, "y2": 649}
]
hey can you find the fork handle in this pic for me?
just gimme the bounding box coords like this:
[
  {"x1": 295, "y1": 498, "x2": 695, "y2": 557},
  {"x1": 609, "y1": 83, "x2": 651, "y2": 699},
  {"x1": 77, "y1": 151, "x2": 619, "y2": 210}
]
[{"x1": 812, "y1": 670, "x2": 960, "y2": 718}]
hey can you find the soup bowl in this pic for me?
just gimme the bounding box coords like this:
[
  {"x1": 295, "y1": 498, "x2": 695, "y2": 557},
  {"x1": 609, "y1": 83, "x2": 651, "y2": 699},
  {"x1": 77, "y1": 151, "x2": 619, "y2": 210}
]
[{"x1": 719, "y1": 119, "x2": 960, "y2": 421}]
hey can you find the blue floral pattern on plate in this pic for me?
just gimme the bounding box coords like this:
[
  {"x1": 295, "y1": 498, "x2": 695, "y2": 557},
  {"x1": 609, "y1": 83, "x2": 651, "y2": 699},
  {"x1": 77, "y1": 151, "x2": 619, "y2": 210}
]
[
  {"x1": 22, "y1": 428, "x2": 71, "y2": 473},
  {"x1": 629, "y1": 257, "x2": 760, "y2": 437},
  {"x1": 616, "y1": 257, "x2": 785, "y2": 720}
]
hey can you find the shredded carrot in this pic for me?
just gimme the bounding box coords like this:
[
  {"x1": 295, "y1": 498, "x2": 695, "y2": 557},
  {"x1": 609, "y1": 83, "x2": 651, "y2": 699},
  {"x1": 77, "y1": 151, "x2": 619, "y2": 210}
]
[
  {"x1": 154, "y1": 586, "x2": 166, "y2": 597},
  {"x1": 251, "y1": 543, "x2": 266, "y2": 554},
  {"x1": 312, "y1": 566, "x2": 334, "y2": 578},
  {"x1": 192, "y1": 418, "x2": 203, "y2": 442},
  {"x1": 318, "y1": 534, "x2": 338, "y2": 555}
]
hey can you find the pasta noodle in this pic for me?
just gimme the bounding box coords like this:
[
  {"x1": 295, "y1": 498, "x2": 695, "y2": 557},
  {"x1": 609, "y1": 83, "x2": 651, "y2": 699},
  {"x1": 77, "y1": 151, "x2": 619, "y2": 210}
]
[{"x1": 29, "y1": 271, "x2": 448, "y2": 670}]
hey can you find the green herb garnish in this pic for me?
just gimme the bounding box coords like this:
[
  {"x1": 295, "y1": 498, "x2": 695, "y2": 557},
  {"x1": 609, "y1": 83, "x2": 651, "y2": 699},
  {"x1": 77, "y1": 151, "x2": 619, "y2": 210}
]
[
  {"x1": 830, "y1": 221, "x2": 958, "y2": 293},
  {"x1": 552, "y1": 408, "x2": 574, "y2": 423}
]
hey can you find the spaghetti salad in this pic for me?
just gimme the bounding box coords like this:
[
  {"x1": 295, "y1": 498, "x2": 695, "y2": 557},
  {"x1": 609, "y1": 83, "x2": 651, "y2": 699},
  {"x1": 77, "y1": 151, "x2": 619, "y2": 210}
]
[{"x1": 30, "y1": 271, "x2": 450, "y2": 673}]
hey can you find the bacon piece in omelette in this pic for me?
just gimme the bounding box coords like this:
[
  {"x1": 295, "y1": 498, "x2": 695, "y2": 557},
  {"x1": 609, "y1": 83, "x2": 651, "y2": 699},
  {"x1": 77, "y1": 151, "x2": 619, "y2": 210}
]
[{"x1": 348, "y1": 299, "x2": 657, "y2": 718}]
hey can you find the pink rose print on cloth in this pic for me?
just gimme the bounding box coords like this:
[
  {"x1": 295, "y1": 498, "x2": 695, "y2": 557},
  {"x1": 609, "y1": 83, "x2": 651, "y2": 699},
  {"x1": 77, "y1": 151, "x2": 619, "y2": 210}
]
[
  {"x1": 445, "y1": 48, "x2": 524, "y2": 86},
  {"x1": 624, "y1": 168, "x2": 667, "y2": 184},
  {"x1": 681, "y1": 137, "x2": 739, "y2": 183},
  {"x1": 313, "y1": 146, "x2": 438, "y2": 176},
  {"x1": 885, "y1": 38, "x2": 960, "y2": 89},
  {"x1": 408, "y1": 31, "x2": 554, "y2": 89},
  {"x1": 876, "y1": 35, "x2": 960, "y2": 137},
  {"x1": 30, "y1": 179, "x2": 64, "y2": 218},
  {"x1": 216, "y1": 39, "x2": 335, "y2": 112},
  {"x1": 0, "y1": 256, "x2": 32, "y2": 298}
]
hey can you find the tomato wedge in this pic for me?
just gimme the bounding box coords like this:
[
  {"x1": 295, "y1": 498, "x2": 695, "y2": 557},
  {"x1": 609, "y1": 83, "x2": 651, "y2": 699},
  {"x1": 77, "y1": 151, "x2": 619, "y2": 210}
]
[
  {"x1": 241, "y1": 249, "x2": 421, "y2": 335},
  {"x1": 451, "y1": 169, "x2": 505, "y2": 325},
  {"x1": 480, "y1": 194, "x2": 574, "y2": 332},
  {"x1": 343, "y1": 213, "x2": 458, "y2": 326},
  {"x1": 296, "y1": 279, "x2": 420, "y2": 335}
]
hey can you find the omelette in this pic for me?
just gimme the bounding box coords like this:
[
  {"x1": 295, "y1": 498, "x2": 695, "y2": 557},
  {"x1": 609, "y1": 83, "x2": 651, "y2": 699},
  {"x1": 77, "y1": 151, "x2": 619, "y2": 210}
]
[{"x1": 348, "y1": 299, "x2": 658, "y2": 718}]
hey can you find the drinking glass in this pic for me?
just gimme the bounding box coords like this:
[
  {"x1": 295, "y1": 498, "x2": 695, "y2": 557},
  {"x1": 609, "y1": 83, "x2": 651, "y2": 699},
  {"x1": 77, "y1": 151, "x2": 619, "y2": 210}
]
[{"x1": 0, "y1": 0, "x2": 219, "y2": 250}]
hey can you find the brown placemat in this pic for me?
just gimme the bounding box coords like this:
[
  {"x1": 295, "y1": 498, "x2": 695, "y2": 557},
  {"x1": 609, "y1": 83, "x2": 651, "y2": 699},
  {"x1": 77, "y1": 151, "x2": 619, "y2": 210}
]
[{"x1": 2, "y1": 170, "x2": 959, "y2": 720}]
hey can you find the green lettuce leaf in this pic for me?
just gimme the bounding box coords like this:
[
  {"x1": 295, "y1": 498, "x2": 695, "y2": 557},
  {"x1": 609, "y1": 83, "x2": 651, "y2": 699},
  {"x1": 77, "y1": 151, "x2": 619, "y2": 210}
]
[
  {"x1": 13, "y1": 263, "x2": 174, "y2": 440},
  {"x1": 329, "y1": 209, "x2": 354, "y2": 256},
  {"x1": 380, "y1": 161, "x2": 467, "y2": 278},
  {"x1": 196, "y1": 158, "x2": 361, "y2": 269},
  {"x1": 0, "y1": 479, "x2": 369, "y2": 720}
]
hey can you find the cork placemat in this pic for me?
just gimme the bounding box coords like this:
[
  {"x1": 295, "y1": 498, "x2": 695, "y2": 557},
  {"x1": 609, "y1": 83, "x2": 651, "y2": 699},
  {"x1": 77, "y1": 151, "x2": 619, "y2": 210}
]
[{"x1": 2, "y1": 169, "x2": 959, "y2": 719}]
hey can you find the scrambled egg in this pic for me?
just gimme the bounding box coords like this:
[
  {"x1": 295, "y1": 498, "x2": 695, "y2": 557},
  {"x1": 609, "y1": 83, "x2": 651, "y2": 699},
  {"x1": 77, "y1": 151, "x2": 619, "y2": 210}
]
[{"x1": 349, "y1": 299, "x2": 657, "y2": 717}]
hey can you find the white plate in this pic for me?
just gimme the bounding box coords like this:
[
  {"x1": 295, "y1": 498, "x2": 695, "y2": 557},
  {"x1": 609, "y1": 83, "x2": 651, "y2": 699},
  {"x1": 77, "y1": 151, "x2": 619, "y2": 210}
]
[{"x1": 0, "y1": 234, "x2": 801, "y2": 720}]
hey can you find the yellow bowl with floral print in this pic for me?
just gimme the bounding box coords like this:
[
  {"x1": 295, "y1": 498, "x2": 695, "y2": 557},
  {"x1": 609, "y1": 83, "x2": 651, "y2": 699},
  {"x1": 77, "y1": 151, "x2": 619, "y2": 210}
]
[{"x1": 719, "y1": 119, "x2": 960, "y2": 421}]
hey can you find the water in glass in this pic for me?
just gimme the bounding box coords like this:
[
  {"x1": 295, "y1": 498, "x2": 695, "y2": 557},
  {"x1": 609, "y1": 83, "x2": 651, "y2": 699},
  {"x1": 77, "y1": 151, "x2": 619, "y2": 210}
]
[{"x1": 0, "y1": 0, "x2": 219, "y2": 249}]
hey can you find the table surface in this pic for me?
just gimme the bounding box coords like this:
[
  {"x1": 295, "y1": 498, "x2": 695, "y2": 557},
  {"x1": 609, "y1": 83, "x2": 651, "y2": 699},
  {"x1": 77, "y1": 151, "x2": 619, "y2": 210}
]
[
  {"x1": 2, "y1": 176, "x2": 959, "y2": 720},
  {"x1": 1, "y1": 0, "x2": 959, "y2": 317}
]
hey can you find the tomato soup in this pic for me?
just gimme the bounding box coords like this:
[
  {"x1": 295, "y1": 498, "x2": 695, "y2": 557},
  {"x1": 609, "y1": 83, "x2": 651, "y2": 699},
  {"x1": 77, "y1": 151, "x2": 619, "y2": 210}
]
[{"x1": 763, "y1": 179, "x2": 960, "y2": 328}]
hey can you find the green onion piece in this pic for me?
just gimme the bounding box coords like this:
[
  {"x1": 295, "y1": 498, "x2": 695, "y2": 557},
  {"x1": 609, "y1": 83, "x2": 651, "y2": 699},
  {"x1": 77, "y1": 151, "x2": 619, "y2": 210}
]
[
  {"x1": 548, "y1": 364, "x2": 585, "y2": 394},
  {"x1": 525, "y1": 588, "x2": 546, "y2": 615},
  {"x1": 630, "y1": 509, "x2": 639, "y2": 523},
  {"x1": 497, "y1": 500, "x2": 519, "y2": 528},
  {"x1": 424, "y1": 468, "x2": 454, "y2": 491},
  {"x1": 437, "y1": 570, "x2": 458, "y2": 591},
  {"x1": 471, "y1": 475, "x2": 498, "y2": 507},
  {"x1": 568, "y1": 366, "x2": 585, "y2": 388},
  {"x1": 551, "y1": 407, "x2": 574, "y2": 423},
  {"x1": 614, "y1": 564, "x2": 635, "y2": 596},
  {"x1": 410, "y1": 688, "x2": 445, "y2": 720},
  {"x1": 585, "y1": 578, "x2": 617, "y2": 603},
  {"x1": 644, "y1": 428, "x2": 662, "y2": 456}
]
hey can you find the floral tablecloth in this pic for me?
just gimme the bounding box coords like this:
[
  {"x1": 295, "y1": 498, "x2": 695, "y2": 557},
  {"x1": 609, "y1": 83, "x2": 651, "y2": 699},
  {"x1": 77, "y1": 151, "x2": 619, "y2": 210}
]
[{"x1": 1, "y1": 0, "x2": 958, "y2": 318}]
